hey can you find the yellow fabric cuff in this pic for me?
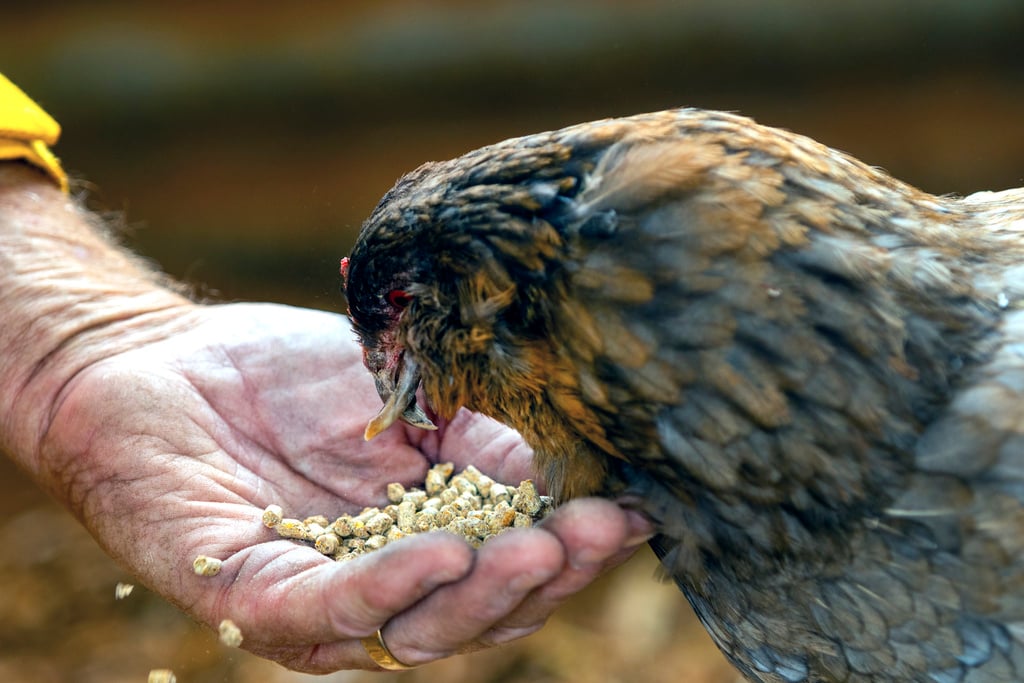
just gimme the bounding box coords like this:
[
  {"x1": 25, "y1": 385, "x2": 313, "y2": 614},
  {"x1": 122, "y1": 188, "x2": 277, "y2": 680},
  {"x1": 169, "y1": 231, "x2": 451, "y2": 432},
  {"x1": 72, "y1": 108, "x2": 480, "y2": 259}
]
[{"x1": 0, "y1": 73, "x2": 68, "y2": 192}]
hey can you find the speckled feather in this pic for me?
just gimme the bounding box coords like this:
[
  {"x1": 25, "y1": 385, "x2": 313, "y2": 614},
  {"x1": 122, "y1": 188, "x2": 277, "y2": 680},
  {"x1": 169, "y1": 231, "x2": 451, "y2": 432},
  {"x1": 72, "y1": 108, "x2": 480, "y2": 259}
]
[{"x1": 344, "y1": 109, "x2": 1024, "y2": 682}]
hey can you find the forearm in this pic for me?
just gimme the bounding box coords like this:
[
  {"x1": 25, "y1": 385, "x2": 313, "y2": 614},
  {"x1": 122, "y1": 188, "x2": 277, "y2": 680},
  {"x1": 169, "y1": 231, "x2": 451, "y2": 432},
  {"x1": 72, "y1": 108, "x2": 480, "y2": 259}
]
[{"x1": 0, "y1": 164, "x2": 193, "y2": 480}]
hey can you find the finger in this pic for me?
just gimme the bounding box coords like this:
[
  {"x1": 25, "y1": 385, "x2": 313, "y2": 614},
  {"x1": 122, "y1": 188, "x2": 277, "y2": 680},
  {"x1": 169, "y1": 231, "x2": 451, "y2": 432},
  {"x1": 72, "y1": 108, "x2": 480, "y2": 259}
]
[
  {"x1": 488, "y1": 498, "x2": 654, "y2": 639},
  {"x1": 375, "y1": 527, "x2": 567, "y2": 665},
  {"x1": 216, "y1": 532, "x2": 474, "y2": 648}
]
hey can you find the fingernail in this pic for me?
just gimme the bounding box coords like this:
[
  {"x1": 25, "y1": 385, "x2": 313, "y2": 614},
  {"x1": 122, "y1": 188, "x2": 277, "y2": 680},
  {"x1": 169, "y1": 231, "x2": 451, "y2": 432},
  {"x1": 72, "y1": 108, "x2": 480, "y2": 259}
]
[
  {"x1": 419, "y1": 553, "x2": 474, "y2": 591},
  {"x1": 623, "y1": 511, "x2": 656, "y2": 548},
  {"x1": 570, "y1": 546, "x2": 607, "y2": 568},
  {"x1": 508, "y1": 568, "x2": 553, "y2": 593}
]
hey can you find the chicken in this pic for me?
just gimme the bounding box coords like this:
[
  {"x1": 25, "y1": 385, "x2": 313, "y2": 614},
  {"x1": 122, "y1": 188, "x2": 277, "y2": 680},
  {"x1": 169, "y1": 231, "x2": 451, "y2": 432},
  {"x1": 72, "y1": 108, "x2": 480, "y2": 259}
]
[{"x1": 341, "y1": 108, "x2": 1024, "y2": 682}]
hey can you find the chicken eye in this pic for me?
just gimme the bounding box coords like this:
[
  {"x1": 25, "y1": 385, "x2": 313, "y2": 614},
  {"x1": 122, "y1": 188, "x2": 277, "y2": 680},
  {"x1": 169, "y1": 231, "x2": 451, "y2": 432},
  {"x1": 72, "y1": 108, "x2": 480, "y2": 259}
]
[{"x1": 387, "y1": 289, "x2": 413, "y2": 309}]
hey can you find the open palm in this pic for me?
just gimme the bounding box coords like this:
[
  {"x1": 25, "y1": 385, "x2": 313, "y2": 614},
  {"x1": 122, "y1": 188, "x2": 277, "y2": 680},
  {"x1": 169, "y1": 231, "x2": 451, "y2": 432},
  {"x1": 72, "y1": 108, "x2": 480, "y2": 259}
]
[{"x1": 38, "y1": 302, "x2": 646, "y2": 672}]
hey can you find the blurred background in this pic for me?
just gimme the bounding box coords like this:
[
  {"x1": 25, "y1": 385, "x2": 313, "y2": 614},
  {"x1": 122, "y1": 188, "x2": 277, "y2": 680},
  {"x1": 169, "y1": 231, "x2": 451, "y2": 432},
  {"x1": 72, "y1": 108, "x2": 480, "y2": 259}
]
[{"x1": 2, "y1": 1, "x2": 1023, "y2": 681}]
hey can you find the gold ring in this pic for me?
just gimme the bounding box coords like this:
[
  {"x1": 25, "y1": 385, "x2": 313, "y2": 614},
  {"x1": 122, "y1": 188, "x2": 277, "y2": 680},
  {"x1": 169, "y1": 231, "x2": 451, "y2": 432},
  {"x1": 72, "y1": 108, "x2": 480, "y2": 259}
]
[{"x1": 361, "y1": 628, "x2": 416, "y2": 671}]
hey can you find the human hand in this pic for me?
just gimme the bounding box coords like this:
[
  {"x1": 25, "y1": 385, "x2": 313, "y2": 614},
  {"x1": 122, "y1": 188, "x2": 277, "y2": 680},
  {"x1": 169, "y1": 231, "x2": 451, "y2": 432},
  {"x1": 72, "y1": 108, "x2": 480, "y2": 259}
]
[{"x1": 37, "y1": 302, "x2": 652, "y2": 672}]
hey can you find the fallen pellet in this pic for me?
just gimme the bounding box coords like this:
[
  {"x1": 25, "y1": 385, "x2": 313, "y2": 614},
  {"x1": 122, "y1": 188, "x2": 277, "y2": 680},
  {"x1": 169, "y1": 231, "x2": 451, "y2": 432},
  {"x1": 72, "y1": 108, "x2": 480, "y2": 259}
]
[{"x1": 219, "y1": 618, "x2": 243, "y2": 648}]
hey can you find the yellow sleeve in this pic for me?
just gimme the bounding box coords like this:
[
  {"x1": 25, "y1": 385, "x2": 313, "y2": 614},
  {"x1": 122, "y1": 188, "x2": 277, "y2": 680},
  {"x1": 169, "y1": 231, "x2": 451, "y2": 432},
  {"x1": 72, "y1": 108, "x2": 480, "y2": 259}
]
[{"x1": 0, "y1": 73, "x2": 68, "y2": 192}]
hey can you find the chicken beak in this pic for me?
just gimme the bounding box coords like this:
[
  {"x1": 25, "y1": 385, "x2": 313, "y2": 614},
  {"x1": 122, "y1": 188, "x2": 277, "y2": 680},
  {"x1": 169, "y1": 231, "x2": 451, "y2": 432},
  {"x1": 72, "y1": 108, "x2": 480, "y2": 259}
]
[{"x1": 364, "y1": 354, "x2": 437, "y2": 440}]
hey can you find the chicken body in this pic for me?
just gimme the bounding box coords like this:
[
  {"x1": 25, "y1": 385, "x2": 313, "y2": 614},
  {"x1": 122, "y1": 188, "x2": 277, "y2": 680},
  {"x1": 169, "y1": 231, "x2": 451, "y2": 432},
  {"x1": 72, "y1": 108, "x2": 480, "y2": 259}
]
[{"x1": 343, "y1": 109, "x2": 1024, "y2": 682}]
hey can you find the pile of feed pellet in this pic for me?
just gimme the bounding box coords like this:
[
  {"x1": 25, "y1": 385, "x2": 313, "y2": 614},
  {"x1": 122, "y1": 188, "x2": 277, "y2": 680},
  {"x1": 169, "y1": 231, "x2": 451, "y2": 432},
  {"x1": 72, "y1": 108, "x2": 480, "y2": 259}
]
[{"x1": 262, "y1": 463, "x2": 553, "y2": 561}]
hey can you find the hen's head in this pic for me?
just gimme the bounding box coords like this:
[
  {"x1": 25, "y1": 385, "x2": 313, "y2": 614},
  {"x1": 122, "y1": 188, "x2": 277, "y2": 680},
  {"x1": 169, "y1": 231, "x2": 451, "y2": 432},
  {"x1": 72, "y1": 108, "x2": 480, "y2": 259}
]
[{"x1": 343, "y1": 138, "x2": 586, "y2": 442}]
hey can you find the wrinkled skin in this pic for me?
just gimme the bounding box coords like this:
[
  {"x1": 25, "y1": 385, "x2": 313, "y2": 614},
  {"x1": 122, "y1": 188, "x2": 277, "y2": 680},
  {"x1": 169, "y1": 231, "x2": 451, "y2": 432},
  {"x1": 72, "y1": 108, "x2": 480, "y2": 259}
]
[{"x1": 37, "y1": 302, "x2": 651, "y2": 672}]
